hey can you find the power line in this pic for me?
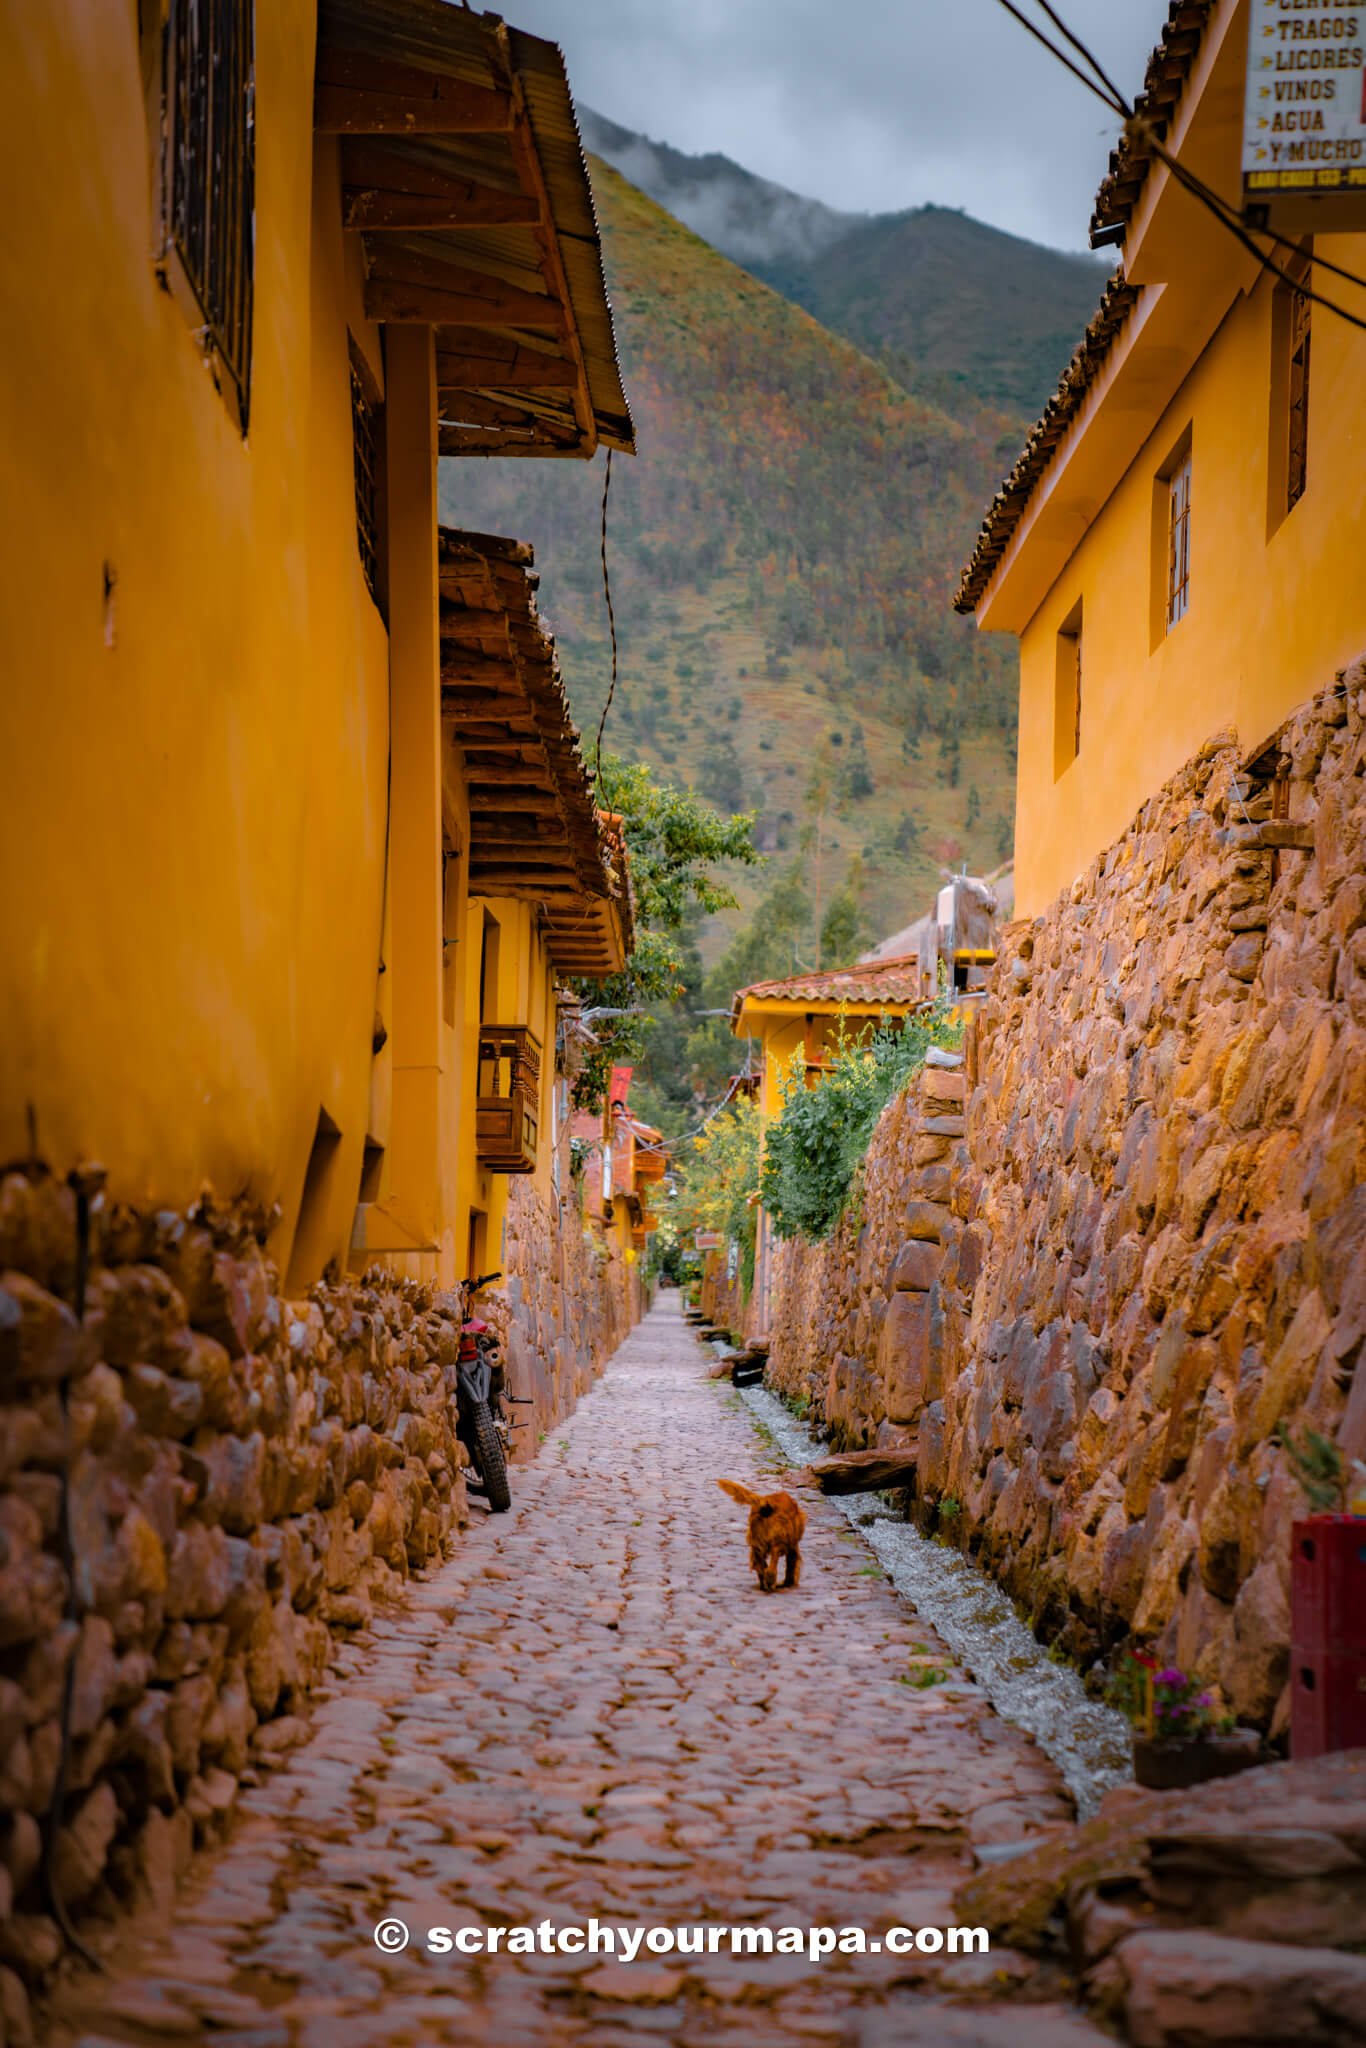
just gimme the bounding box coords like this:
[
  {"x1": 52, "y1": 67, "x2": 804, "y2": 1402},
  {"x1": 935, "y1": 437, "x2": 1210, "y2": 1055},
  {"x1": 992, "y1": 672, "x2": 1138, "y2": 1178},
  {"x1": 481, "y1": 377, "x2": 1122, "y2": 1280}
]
[
  {"x1": 593, "y1": 448, "x2": 620, "y2": 797},
  {"x1": 989, "y1": 0, "x2": 1366, "y2": 330}
]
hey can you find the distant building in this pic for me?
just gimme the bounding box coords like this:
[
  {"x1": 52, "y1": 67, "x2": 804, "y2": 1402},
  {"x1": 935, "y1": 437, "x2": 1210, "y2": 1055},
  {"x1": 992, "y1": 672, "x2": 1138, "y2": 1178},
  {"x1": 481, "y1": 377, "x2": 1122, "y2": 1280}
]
[
  {"x1": 730, "y1": 957, "x2": 929, "y2": 1331},
  {"x1": 956, "y1": 0, "x2": 1366, "y2": 918}
]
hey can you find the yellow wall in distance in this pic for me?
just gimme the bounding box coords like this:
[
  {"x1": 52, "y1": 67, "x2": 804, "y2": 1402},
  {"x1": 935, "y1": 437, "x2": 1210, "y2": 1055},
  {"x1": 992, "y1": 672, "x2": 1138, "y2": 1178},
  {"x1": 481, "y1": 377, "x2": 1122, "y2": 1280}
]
[
  {"x1": 0, "y1": 6, "x2": 392, "y2": 1278},
  {"x1": 1013, "y1": 245, "x2": 1366, "y2": 917}
]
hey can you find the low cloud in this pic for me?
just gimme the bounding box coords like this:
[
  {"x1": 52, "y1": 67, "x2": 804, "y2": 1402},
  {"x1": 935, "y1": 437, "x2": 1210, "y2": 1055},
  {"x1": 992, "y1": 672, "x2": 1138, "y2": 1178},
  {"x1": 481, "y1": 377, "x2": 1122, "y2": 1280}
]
[{"x1": 510, "y1": 0, "x2": 1172, "y2": 253}]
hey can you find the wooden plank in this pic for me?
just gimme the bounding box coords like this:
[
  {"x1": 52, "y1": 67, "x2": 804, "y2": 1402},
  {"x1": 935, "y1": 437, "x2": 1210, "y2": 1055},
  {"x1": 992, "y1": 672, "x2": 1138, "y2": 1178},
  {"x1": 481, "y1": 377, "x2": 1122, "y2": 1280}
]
[
  {"x1": 438, "y1": 391, "x2": 549, "y2": 430},
  {"x1": 344, "y1": 183, "x2": 539, "y2": 231},
  {"x1": 366, "y1": 278, "x2": 558, "y2": 328},
  {"x1": 437, "y1": 608, "x2": 511, "y2": 655},
  {"x1": 439, "y1": 651, "x2": 518, "y2": 689},
  {"x1": 807, "y1": 1449, "x2": 919, "y2": 1496},
  {"x1": 437, "y1": 351, "x2": 579, "y2": 390},
  {"x1": 470, "y1": 848, "x2": 580, "y2": 870},
  {"x1": 441, "y1": 695, "x2": 534, "y2": 723},
  {"x1": 468, "y1": 872, "x2": 583, "y2": 895},
  {"x1": 467, "y1": 790, "x2": 562, "y2": 814},
  {"x1": 315, "y1": 49, "x2": 513, "y2": 135},
  {"x1": 505, "y1": 84, "x2": 596, "y2": 452}
]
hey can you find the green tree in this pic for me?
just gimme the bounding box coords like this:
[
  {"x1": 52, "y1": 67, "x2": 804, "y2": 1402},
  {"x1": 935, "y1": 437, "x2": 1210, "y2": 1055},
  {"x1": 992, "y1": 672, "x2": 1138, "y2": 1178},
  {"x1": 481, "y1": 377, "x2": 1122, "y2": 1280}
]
[
  {"x1": 574, "y1": 754, "x2": 760, "y2": 1108},
  {"x1": 671, "y1": 1095, "x2": 763, "y2": 1295},
  {"x1": 820, "y1": 887, "x2": 867, "y2": 968},
  {"x1": 697, "y1": 733, "x2": 746, "y2": 814}
]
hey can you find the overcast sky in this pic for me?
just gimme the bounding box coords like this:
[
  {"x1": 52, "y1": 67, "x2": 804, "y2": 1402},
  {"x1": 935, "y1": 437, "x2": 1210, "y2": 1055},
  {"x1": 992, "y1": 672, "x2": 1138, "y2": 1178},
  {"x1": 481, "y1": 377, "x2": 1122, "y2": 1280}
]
[{"x1": 506, "y1": 0, "x2": 1174, "y2": 253}]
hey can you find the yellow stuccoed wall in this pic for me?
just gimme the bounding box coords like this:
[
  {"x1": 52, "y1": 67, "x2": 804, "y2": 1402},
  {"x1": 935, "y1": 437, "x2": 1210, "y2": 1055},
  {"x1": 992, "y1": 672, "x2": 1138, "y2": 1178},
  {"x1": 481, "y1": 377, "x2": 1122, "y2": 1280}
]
[
  {"x1": 1013, "y1": 245, "x2": 1366, "y2": 918},
  {"x1": 0, "y1": 5, "x2": 395, "y2": 1282}
]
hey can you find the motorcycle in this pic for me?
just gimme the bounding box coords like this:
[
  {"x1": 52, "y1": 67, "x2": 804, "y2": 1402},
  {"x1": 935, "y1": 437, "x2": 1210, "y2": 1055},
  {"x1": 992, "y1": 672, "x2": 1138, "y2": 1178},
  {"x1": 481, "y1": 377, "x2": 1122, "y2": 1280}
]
[{"x1": 454, "y1": 1270, "x2": 530, "y2": 1513}]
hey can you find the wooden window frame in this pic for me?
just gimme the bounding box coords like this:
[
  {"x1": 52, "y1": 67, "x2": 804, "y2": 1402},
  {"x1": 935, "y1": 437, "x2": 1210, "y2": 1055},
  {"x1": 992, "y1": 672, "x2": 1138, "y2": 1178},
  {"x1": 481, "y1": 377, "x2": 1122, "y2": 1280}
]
[
  {"x1": 155, "y1": 0, "x2": 256, "y2": 433},
  {"x1": 1166, "y1": 451, "x2": 1192, "y2": 632},
  {"x1": 1268, "y1": 242, "x2": 1312, "y2": 534},
  {"x1": 1150, "y1": 426, "x2": 1193, "y2": 648},
  {"x1": 1053, "y1": 597, "x2": 1083, "y2": 780},
  {"x1": 349, "y1": 337, "x2": 388, "y2": 619}
]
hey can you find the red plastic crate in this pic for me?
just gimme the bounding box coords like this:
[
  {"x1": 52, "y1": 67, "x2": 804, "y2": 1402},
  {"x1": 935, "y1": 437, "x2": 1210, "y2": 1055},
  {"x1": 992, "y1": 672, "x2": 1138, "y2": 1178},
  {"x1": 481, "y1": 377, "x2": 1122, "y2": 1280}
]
[
  {"x1": 1291, "y1": 1516, "x2": 1366, "y2": 1655},
  {"x1": 1290, "y1": 1649, "x2": 1366, "y2": 1761}
]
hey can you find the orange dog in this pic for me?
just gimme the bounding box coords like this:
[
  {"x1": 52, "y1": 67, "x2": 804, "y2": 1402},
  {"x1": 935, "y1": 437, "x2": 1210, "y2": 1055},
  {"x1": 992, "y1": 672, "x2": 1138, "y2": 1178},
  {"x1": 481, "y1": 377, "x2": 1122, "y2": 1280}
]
[{"x1": 717, "y1": 1480, "x2": 805, "y2": 1592}]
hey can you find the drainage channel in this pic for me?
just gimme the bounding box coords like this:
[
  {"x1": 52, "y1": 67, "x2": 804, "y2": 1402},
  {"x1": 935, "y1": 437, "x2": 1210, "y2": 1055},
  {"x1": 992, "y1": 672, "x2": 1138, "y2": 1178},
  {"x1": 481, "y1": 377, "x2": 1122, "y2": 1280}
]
[{"x1": 737, "y1": 1381, "x2": 1133, "y2": 1820}]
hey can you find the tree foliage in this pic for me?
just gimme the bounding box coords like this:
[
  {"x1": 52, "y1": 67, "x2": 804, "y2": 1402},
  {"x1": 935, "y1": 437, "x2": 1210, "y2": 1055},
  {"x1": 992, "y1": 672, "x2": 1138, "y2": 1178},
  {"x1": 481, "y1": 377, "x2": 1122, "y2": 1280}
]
[
  {"x1": 573, "y1": 752, "x2": 760, "y2": 1108},
  {"x1": 670, "y1": 1095, "x2": 763, "y2": 1297},
  {"x1": 761, "y1": 1003, "x2": 962, "y2": 1242}
]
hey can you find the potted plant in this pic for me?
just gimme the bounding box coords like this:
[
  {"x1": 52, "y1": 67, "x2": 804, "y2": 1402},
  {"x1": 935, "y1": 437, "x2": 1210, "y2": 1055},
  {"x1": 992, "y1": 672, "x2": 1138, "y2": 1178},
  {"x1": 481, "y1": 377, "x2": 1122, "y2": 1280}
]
[{"x1": 1108, "y1": 1651, "x2": 1263, "y2": 1791}]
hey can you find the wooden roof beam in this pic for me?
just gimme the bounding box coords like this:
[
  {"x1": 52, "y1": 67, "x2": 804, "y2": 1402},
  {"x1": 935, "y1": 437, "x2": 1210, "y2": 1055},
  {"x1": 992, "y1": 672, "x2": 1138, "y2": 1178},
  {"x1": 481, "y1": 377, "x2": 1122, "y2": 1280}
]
[
  {"x1": 503, "y1": 74, "x2": 596, "y2": 455},
  {"x1": 442, "y1": 695, "x2": 536, "y2": 724},
  {"x1": 344, "y1": 185, "x2": 540, "y2": 231},
  {"x1": 439, "y1": 651, "x2": 519, "y2": 689},
  {"x1": 437, "y1": 348, "x2": 579, "y2": 390},
  {"x1": 365, "y1": 254, "x2": 560, "y2": 329},
  {"x1": 316, "y1": 49, "x2": 513, "y2": 135}
]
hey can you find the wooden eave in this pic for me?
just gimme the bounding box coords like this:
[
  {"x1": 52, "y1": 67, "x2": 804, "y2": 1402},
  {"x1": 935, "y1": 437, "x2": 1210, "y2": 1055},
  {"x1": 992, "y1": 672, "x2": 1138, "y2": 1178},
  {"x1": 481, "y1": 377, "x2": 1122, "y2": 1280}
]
[
  {"x1": 317, "y1": 0, "x2": 633, "y2": 460},
  {"x1": 439, "y1": 527, "x2": 632, "y2": 976}
]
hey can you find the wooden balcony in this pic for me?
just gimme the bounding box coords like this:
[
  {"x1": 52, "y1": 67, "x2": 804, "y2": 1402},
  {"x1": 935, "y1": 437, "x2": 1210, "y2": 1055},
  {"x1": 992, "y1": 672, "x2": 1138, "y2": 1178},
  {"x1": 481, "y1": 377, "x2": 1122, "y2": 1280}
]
[
  {"x1": 634, "y1": 1147, "x2": 666, "y2": 1185},
  {"x1": 475, "y1": 1025, "x2": 541, "y2": 1173}
]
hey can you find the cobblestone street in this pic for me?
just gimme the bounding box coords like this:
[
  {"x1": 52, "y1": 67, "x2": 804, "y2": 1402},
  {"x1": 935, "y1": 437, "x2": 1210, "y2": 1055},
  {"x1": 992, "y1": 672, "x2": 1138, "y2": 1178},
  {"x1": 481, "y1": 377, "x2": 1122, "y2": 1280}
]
[{"x1": 49, "y1": 1297, "x2": 1104, "y2": 2048}]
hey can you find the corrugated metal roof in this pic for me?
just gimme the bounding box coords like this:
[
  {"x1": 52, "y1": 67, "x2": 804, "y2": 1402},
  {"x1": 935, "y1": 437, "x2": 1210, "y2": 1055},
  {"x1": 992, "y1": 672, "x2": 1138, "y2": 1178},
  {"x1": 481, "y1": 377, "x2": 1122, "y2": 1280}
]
[
  {"x1": 317, "y1": 0, "x2": 633, "y2": 459},
  {"x1": 955, "y1": 1, "x2": 1216, "y2": 615}
]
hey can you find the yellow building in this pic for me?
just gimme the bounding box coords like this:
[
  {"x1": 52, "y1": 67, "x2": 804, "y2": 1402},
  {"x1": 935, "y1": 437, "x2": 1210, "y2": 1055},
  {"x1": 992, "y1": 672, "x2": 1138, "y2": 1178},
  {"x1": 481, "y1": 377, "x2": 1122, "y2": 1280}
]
[
  {"x1": 956, "y1": 0, "x2": 1366, "y2": 917},
  {"x1": 0, "y1": 0, "x2": 632, "y2": 1288},
  {"x1": 730, "y1": 958, "x2": 928, "y2": 1331}
]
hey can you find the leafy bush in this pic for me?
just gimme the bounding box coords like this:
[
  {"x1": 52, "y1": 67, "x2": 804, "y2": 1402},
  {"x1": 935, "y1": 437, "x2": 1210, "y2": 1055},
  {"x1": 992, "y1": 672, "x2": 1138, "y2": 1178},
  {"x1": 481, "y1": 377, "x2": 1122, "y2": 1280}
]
[{"x1": 760, "y1": 1002, "x2": 960, "y2": 1241}]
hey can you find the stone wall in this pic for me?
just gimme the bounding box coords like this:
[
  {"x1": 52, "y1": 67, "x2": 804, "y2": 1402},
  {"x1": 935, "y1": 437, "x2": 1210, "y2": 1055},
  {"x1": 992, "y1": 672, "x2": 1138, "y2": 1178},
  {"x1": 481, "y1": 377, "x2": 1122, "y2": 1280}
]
[
  {"x1": 768, "y1": 667, "x2": 1366, "y2": 1734},
  {"x1": 0, "y1": 1162, "x2": 632, "y2": 2024},
  {"x1": 699, "y1": 1257, "x2": 747, "y2": 1343},
  {"x1": 502, "y1": 1175, "x2": 641, "y2": 1452}
]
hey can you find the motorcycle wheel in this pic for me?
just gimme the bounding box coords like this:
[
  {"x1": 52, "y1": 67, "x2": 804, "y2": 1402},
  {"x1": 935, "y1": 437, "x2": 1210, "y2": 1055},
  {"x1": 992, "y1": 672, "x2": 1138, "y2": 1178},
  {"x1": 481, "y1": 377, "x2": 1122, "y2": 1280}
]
[{"x1": 470, "y1": 1399, "x2": 512, "y2": 1513}]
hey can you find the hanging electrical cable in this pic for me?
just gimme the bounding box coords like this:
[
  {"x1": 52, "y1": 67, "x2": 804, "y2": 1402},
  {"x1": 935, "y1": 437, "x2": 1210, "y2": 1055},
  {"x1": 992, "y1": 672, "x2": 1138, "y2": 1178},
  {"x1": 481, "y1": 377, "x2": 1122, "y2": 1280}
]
[
  {"x1": 990, "y1": 0, "x2": 1366, "y2": 330},
  {"x1": 593, "y1": 448, "x2": 620, "y2": 799}
]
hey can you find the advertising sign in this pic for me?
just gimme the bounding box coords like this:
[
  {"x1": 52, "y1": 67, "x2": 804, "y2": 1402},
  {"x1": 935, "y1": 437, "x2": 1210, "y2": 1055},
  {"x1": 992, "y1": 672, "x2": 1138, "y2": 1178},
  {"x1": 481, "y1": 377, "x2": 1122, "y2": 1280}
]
[{"x1": 1243, "y1": 0, "x2": 1366, "y2": 223}]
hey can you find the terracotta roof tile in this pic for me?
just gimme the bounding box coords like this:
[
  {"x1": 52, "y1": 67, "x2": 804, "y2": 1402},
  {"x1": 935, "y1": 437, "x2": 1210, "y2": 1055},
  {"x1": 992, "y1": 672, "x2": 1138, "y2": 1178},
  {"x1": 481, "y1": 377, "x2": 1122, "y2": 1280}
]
[{"x1": 733, "y1": 955, "x2": 925, "y2": 1013}]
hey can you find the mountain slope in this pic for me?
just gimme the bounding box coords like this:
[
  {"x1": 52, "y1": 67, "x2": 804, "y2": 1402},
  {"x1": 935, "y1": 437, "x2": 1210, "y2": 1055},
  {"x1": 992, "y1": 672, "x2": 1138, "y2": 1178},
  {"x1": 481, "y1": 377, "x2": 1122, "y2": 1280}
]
[
  {"x1": 580, "y1": 111, "x2": 1107, "y2": 425},
  {"x1": 439, "y1": 160, "x2": 1020, "y2": 953},
  {"x1": 578, "y1": 108, "x2": 857, "y2": 270},
  {"x1": 752, "y1": 207, "x2": 1109, "y2": 422}
]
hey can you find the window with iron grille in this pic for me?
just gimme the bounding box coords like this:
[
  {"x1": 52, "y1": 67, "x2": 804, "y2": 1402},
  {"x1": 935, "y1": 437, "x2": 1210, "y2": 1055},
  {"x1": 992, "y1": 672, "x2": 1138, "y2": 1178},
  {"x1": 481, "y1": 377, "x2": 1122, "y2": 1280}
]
[
  {"x1": 1166, "y1": 450, "x2": 1192, "y2": 632},
  {"x1": 164, "y1": 0, "x2": 255, "y2": 428},
  {"x1": 1286, "y1": 260, "x2": 1311, "y2": 514},
  {"x1": 350, "y1": 347, "x2": 386, "y2": 616}
]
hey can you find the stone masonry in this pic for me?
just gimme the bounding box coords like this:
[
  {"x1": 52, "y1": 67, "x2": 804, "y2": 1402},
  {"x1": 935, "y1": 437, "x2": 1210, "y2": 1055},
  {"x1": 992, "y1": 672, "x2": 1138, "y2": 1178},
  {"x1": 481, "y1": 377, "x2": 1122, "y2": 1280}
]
[
  {"x1": 768, "y1": 665, "x2": 1366, "y2": 1733},
  {"x1": 0, "y1": 1163, "x2": 632, "y2": 2035}
]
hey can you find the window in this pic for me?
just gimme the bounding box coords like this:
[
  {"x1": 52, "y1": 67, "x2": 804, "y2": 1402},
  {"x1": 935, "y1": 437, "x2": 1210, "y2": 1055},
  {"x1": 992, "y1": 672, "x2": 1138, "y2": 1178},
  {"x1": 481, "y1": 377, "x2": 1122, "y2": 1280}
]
[
  {"x1": 349, "y1": 340, "x2": 387, "y2": 615},
  {"x1": 1286, "y1": 278, "x2": 1311, "y2": 512},
  {"x1": 1269, "y1": 243, "x2": 1312, "y2": 526},
  {"x1": 441, "y1": 838, "x2": 462, "y2": 1026},
  {"x1": 1053, "y1": 598, "x2": 1082, "y2": 778},
  {"x1": 1166, "y1": 451, "x2": 1192, "y2": 631},
  {"x1": 164, "y1": 0, "x2": 255, "y2": 428}
]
